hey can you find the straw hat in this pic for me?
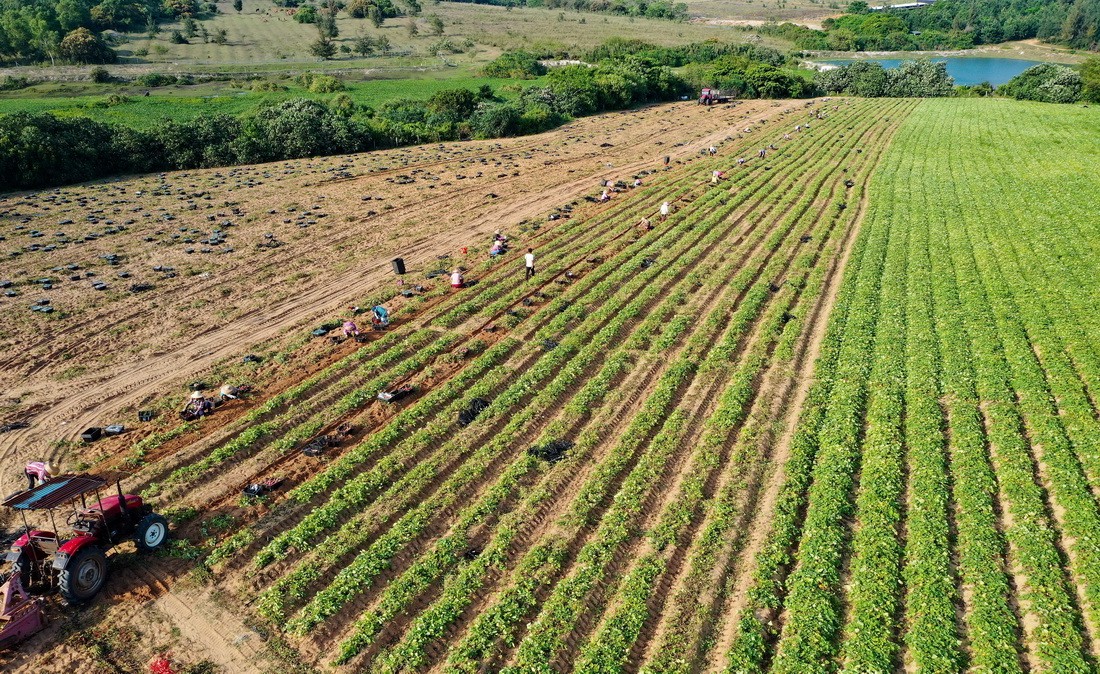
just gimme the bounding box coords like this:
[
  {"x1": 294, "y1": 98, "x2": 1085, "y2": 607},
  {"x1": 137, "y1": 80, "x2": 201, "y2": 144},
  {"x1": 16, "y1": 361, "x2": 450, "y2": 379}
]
[
  {"x1": 44, "y1": 462, "x2": 59, "y2": 477},
  {"x1": 190, "y1": 391, "x2": 205, "y2": 400}
]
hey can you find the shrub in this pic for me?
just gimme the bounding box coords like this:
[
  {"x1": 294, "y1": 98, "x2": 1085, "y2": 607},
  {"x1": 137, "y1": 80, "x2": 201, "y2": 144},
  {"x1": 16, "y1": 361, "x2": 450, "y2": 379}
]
[
  {"x1": 1000, "y1": 64, "x2": 1083, "y2": 103},
  {"x1": 295, "y1": 73, "x2": 345, "y2": 92},
  {"x1": 59, "y1": 28, "x2": 118, "y2": 64},
  {"x1": 295, "y1": 4, "x2": 319, "y2": 22},
  {"x1": 137, "y1": 73, "x2": 179, "y2": 87},
  {"x1": 483, "y1": 50, "x2": 546, "y2": 79},
  {"x1": 90, "y1": 67, "x2": 112, "y2": 83},
  {"x1": 0, "y1": 76, "x2": 33, "y2": 91}
]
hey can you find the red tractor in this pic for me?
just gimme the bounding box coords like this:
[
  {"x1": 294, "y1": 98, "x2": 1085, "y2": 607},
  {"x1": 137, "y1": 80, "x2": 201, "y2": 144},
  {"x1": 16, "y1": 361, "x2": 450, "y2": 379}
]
[
  {"x1": 699, "y1": 87, "x2": 732, "y2": 105},
  {"x1": 3, "y1": 474, "x2": 168, "y2": 605}
]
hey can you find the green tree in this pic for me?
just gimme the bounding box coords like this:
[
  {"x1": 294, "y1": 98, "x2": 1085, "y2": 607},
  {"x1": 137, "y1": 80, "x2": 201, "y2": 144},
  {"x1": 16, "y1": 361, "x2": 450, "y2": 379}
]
[
  {"x1": 59, "y1": 27, "x2": 117, "y2": 63},
  {"x1": 169, "y1": 29, "x2": 188, "y2": 43},
  {"x1": 428, "y1": 14, "x2": 443, "y2": 35},
  {"x1": 181, "y1": 15, "x2": 197, "y2": 37},
  {"x1": 1082, "y1": 56, "x2": 1100, "y2": 103},
  {"x1": 426, "y1": 88, "x2": 477, "y2": 122},
  {"x1": 375, "y1": 34, "x2": 390, "y2": 53},
  {"x1": 294, "y1": 4, "x2": 318, "y2": 23},
  {"x1": 406, "y1": 18, "x2": 418, "y2": 36},
  {"x1": 353, "y1": 33, "x2": 375, "y2": 56},
  {"x1": 847, "y1": 0, "x2": 869, "y2": 12},
  {"x1": 886, "y1": 59, "x2": 954, "y2": 97},
  {"x1": 233, "y1": 0, "x2": 243, "y2": 10},
  {"x1": 368, "y1": 5, "x2": 383, "y2": 27},
  {"x1": 212, "y1": 27, "x2": 227, "y2": 43},
  {"x1": 318, "y1": 0, "x2": 339, "y2": 37},
  {"x1": 1001, "y1": 63, "x2": 1083, "y2": 103},
  {"x1": 57, "y1": 0, "x2": 93, "y2": 32},
  {"x1": 310, "y1": 33, "x2": 337, "y2": 59}
]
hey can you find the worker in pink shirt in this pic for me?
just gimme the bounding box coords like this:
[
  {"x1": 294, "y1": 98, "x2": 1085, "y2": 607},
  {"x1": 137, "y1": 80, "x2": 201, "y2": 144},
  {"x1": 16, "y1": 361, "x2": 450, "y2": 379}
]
[{"x1": 24, "y1": 461, "x2": 58, "y2": 489}]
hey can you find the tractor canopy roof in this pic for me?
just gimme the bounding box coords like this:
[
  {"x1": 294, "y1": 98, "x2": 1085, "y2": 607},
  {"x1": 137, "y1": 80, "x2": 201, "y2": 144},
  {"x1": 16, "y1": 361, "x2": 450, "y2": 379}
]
[{"x1": 2, "y1": 475, "x2": 108, "y2": 511}]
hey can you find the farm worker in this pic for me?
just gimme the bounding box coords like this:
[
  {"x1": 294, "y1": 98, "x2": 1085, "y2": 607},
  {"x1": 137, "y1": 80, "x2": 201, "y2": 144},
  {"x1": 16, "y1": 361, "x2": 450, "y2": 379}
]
[
  {"x1": 660, "y1": 201, "x2": 671, "y2": 221},
  {"x1": 633, "y1": 178, "x2": 642, "y2": 188},
  {"x1": 187, "y1": 391, "x2": 212, "y2": 417},
  {"x1": 493, "y1": 230, "x2": 506, "y2": 243},
  {"x1": 451, "y1": 269, "x2": 464, "y2": 289},
  {"x1": 737, "y1": 157, "x2": 746, "y2": 166},
  {"x1": 490, "y1": 240, "x2": 504, "y2": 256},
  {"x1": 24, "y1": 461, "x2": 58, "y2": 489},
  {"x1": 342, "y1": 320, "x2": 360, "y2": 338},
  {"x1": 599, "y1": 190, "x2": 611, "y2": 202},
  {"x1": 711, "y1": 170, "x2": 722, "y2": 184},
  {"x1": 758, "y1": 148, "x2": 766, "y2": 159},
  {"x1": 638, "y1": 217, "x2": 652, "y2": 232},
  {"x1": 372, "y1": 305, "x2": 389, "y2": 328},
  {"x1": 219, "y1": 384, "x2": 239, "y2": 401},
  {"x1": 663, "y1": 156, "x2": 670, "y2": 166},
  {"x1": 709, "y1": 145, "x2": 717, "y2": 155},
  {"x1": 525, "y1": 248, "x2": 535, "y2": 280}
]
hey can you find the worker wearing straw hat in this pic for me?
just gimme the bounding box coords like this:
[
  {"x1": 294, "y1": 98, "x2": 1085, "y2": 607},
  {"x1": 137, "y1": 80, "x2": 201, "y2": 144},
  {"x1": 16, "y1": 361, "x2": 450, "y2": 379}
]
[{"x1": 24, "y1": 461, "x2": 59, "y2": 489}]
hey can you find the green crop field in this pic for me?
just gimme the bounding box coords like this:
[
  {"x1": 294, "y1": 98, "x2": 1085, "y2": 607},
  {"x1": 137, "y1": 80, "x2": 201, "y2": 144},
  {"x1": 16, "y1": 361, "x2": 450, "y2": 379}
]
[{"x1": 732, "y1": 98, "x2": 1100, "y2": 672}]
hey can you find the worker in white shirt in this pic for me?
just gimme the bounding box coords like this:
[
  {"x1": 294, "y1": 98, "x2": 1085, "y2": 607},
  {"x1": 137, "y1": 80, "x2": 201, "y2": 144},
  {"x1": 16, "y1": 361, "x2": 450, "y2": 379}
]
[{"x1": 525, "y1": 248, "x2": 535, "y2": 280}]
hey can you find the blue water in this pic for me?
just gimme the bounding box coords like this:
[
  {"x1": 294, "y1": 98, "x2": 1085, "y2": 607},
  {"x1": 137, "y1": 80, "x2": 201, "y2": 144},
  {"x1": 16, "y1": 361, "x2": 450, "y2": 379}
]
[{"x1": 820, "y1": 57, "x2": 1046, "y2": 86}]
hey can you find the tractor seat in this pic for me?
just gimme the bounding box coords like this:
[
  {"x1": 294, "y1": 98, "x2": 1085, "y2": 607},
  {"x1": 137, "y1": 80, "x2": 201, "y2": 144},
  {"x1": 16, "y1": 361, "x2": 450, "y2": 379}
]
[{"x1": 28, "y1": 532, "x2": 59, "y2": 554}]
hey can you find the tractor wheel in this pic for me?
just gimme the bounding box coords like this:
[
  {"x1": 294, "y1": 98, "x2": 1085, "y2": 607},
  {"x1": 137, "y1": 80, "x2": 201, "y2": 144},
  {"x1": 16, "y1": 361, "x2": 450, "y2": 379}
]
[
  {"x1": 59, "y1": 546, "x2": 107, "y2": 604},
  {"x1": 135, "y1": 513, "x2": 169, "y2": 552},
  {"x1": 11, "y1": 551, "x2": 31, "y2": 583}
]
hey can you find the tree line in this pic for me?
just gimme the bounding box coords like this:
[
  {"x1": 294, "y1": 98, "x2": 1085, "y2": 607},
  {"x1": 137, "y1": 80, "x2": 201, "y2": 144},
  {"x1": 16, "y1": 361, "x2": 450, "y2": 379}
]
[
  {"x1": 757, "y1": 0, "x2": 1100, "y2": 51},
  {"x1": 816, "y1": 57, "x2": 1100, "y2": 104},
  {"x1": 0, "y1": 0, "x2": 209, "y2": 64},
  {"x1": 4, "y1": 43, "x2": 1093, "y2": 191}
]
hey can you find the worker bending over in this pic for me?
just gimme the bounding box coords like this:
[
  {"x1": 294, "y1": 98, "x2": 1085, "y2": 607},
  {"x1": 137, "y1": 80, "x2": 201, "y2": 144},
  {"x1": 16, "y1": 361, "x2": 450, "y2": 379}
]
[{"x1": 24, "y1": 461, "x2": 58, "y2": 489}]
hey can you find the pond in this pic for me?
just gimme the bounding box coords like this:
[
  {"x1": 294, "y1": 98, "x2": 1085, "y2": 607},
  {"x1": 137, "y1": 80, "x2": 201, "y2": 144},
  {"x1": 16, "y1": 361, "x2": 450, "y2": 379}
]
[{"x1": 818, "y1": 57, "x2": 1047, "y2": 86}]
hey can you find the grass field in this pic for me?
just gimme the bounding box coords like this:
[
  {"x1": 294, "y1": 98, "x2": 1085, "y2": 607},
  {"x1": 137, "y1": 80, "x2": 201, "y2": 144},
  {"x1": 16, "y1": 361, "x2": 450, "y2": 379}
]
[
  {"x1": 76, "y1": 0, "x2": 792, "y2": 71},
  {"x1": 0, "y1": 71, "x2": 537, "y2": 127}
]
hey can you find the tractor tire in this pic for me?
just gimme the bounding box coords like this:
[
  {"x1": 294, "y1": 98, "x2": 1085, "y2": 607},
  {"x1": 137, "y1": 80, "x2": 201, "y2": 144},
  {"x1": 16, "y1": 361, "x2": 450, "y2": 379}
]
[
  {"x1": 11, "y1": 551, "x2": 31, "y2": 584},
  {"x1": 135, "y1": 513, "x2": 169, "y2": 552},
  {"x1": 59, "y1": 546, "x2": 107, "y2": 604}
]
